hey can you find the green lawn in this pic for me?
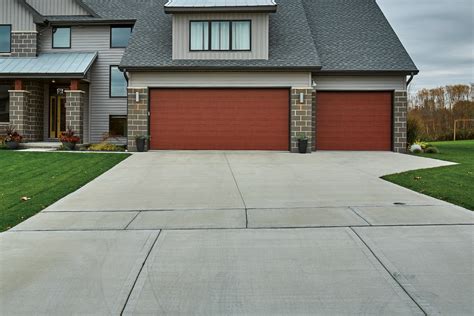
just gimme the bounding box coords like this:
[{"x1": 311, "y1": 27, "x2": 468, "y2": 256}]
[
  {"x1": 383, "y1": 140, "x2": 474, "y2": 210},
  {"x1": 0, "y1": 151, "x2": 129, "y2": 231}
]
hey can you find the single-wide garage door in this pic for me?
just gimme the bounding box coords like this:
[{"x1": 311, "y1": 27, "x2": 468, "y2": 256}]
[
  {"x1": 316, "y1": 92, "x2": 392, "y2": 151},
  {"x1": 150, "y1": 89, "x2": 289, "y2": 150}
]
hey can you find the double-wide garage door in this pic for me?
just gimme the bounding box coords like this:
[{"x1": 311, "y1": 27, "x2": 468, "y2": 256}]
[
  {"x1": 149, "y1": 89, "x2": 393, "y2": 151},
  {"x1": 316, "y1": 92, "x2": 393, "y2": 151},
  {"x1": 150, "y1": 89, "x2": 290, "y2": 150}
]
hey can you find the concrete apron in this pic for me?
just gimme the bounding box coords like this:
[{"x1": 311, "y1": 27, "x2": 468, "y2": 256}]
[{"x1": 1, "y1": 152, "x2": 473, "y2": 315}]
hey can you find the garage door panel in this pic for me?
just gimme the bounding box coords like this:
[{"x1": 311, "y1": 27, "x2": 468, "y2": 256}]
[
  {"x1": 316, "y1": 92, "x2": 392, "y2": 151},
  {"x1": 150, "y1": 89, "x2": 289, "y2": 150}
]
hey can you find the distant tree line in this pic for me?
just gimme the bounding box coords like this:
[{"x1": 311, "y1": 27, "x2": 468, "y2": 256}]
[{"x1": 408, "y1": 84, "x2": 474, "y2": 142}]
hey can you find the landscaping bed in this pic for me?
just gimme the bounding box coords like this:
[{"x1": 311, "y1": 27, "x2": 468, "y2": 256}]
[
  {"x1": 0, "y1": 151, "x2": 129, "y2": 231},
  {"x1": 383, "y1": 140, "x2": 474, "y2": 210}
]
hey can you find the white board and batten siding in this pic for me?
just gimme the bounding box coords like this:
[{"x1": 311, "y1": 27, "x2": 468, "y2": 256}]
[
  {"x1": 26, "y1": 0, "x2": 90, "y2": 16},
  {"x1": 173, "y1": 13, "x2": 269, "y2": 60},
  {"x1": 314, "y1": 76, "x2": 407, "y2": 91},
  {"x1": 0, "y1": 0, "x2": 36, "y2": 31},
  {"x1": 129, "y1": 72, "x2": 312, "y2": 88},
  {"x1": 38, "y1": 26, "x2": 126, "y2": 143}
]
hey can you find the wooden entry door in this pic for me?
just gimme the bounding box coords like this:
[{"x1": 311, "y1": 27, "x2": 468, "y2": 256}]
[{"x1": 49, "y1": 96, "x2": 66, "y2": 139}]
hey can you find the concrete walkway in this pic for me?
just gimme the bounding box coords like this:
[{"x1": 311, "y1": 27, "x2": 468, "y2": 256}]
[{"x1": 1, "y1": 152, "x2": 473, "y2": 315}]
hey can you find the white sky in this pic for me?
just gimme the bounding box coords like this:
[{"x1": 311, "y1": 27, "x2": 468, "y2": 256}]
[{"x1": 377, "y1": 0, "x2": 473, "y2": 90}]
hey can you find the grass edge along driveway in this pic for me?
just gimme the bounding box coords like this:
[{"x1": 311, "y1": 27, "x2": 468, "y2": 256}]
[
  {"x1": 0, "y1": 151, "x2": 129, "y2": 231},
  {"x1": 383, "y1": 140, "x2": 474, "y2": 211}
]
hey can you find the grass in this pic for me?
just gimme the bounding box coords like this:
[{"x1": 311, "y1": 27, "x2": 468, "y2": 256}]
[
  {"x1": 383, "y1": 140, "x2": 474, "y2": 210},
  {"x1": 0, "y1": 151, "x2": 129, "y2": 231}
]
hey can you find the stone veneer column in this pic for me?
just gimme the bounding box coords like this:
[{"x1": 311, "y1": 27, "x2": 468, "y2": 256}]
[
  {"x1": 290, "y1": 87, "x2": 314, "y2": 153},
  {"x1": 8, "y1": 90, "x2": 30, "y2": 139},
  {"x1": 311, "y1": 89, "x2": 317, "y2": 151},
  {"x1": 127, "y1": 88, "x2": 149, "y2": 151},
  {"x1": 11, "y1": 32, "x2": 38, "y2": 57},
  {"x1": 393, "y1": 91, "x2": 408, "y2": 153},
  {"x1": 65, "y1": 90, "x2": 85, "y2": 142}
]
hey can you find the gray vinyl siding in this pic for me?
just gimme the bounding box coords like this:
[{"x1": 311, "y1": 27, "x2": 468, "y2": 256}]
[
  {"x1": 172, "y1": 13, "x2": 269, "y2": 60},
  {"x1": 313, "y1": 76, "x2": 407, "y2": 91},
  {"x1": 38, "y1": 25, "x2": 127, "y2": 143},
  {"x1": 0, "y1": 0, "x2": 36, "y2": 31},
  {"x1": 26, "y1": 0, "x2": 89, "y2": 16},
  {"x1": 129, "y1": 72, "x2": 312, "y2": 88}
]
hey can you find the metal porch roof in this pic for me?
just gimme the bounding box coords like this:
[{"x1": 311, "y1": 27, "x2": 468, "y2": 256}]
[{"x1": 0, "y1": 52, "x2": 98, "y2": 78}]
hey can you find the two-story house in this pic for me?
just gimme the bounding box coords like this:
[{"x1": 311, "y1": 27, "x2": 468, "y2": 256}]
[{"x1": 0, "y1": 0, "x2": 418, "y2": 152}]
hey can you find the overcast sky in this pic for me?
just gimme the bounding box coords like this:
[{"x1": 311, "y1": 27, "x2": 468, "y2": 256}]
[{"x1": 377, "y1": 0, "x2": 473, "y2": 91}]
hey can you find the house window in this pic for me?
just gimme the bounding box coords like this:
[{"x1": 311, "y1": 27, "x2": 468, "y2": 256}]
[
  {"x1": 210, "y1": 21, "x2": 230, "y2": 50},
  {"x1": 0, "y1": 85, "x2": 9, "y2": 122},
  {"x1": 232, "y1": 21, "x2": 251, "y2": 50},
  {"x1": 52, "y1": 27, "x2": 71, "y2": 48},
  {"x1": 0, "y1": 25, "x2": 11, "y2": 53},
  {"x1": 111, "y1": 26, "x2": 133, "y2": 48},
  {"x1": 190, "y1": 20, "x2": 251, "y2": 51},
  {"x1": 109, "y1": 115, "x2": 127, "y2": 137},
  {"x1": 109, "y1": 66, "x2": 127, "y2": 97},
  {"x1": 190, "y1": 21, "x2": 209, "y2": 51}
]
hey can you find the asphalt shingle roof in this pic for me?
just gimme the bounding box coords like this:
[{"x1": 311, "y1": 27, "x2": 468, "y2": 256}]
[
  {"x1": 302, "y1": 0, "x2": 418, "y2": 72},
  {"x1": 118, "y1": 0, "x2": 320, "y2": 70},
  {"x1": 72, "y1": 0, "x2": 417, "y2": 72}
]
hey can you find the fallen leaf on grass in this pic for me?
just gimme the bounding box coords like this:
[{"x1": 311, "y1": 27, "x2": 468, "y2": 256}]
[{"x1": 21, "y1": 196, "x2": 31, "y2": 201}]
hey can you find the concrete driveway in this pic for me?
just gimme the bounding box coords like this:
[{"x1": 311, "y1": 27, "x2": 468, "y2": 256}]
[{"x1": 1, "y1": 152, "x2": 473, "y2": 315}]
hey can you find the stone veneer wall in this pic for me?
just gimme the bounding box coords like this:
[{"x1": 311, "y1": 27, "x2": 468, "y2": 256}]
[
  {"x1": 65, "y1": 90, "x2": 85, "y2": 142},
  {"x1": 290, "y1": 88, "x2": 314, "y2": 153},
  {"x1": 8, "y1": 81, "x2": 44, "y2": 142},
  {"x1": 10, "y1": 32, "x2": 37, "y2": 57},
  {"x1": 311, "y1": 90, "x2": 317, "y2": 151},
  {"x1": 24, "y1": 81, "x2": 44, "y2": 141},
  {"x1": 127, "y1": 88, "x2": 149, "y2": 151},
  {"x1": 8, "y1": 90, "x2": 29, "y2": 139},
  {"x1": 393, "y1": 90, "x2": 408, "y2": 153}
]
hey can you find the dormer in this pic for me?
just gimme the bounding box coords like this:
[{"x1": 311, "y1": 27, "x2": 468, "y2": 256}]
[{"x1": 165, "y1": 0, "x2": 277, "y2": 60}]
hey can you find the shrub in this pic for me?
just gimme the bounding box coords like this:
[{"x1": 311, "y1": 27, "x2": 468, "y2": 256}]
[
  {"x1": 60, "y1": 127, "x2": 80, "y2": 143},
  {"x1": 88, "y1": 142, "x2": 125, "y2": 152},
  {"x1": 4, "y1": 125, "x2": 23, "y2": 143},
  {"x1": 407, "y1": 115, "x2": 423, "y2": 145},
  {"x1": 425, "y1": 146, "x2": 439, "y2": 154}
]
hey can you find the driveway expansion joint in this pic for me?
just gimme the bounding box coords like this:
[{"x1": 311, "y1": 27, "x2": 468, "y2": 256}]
[
  {"x1": 224, "y1": 153, "x2": 248, "y2": 210},
  {"x1": 349, "y1": 227, "x2": 429, "y2": 316},
  {"x1": 120, "y1": 230, "x2": 162, "y2": 316},
  {"x1": 124, "y1": 211, "x2": 142, "y2": 230},
  {"x1": 349, "y1": 206, "x2": 372, "y2": 226}
]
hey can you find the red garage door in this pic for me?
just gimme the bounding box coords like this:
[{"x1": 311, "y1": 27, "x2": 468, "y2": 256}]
[
  {"x1": 150, "y1": 89, "x2": 289, "y2": 150},
  {"x1": 316, "y1": 92, "x2": 392, "y2": 151}
]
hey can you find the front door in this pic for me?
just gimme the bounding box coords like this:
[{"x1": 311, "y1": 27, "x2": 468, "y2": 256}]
[{"x1": 49, "y1": 95, "x2": 66, "y2": 139}]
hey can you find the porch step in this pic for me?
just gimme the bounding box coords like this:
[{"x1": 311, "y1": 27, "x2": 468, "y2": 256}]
[{"x1": 20, "y1": 142, "x2": 62, "y2": 149}]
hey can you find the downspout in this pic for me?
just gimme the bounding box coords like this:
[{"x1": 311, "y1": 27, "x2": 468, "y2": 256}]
[{"x1": 406, "y1": 73, "x2": 415, "y2": 86}]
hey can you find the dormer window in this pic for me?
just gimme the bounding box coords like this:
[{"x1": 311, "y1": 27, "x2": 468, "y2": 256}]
[{"x1": 190, "y1": 20, "x2": 251, "y2": 51}]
